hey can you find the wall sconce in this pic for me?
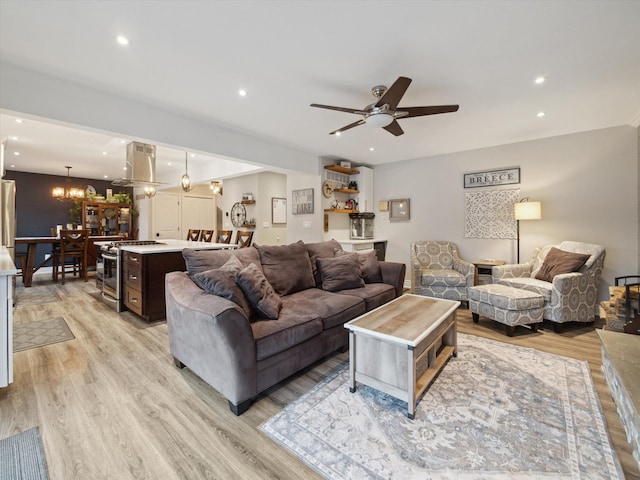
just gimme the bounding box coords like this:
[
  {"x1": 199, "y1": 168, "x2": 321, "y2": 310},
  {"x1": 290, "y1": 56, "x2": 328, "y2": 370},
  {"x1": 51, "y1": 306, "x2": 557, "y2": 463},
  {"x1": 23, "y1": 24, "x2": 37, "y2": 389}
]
[{"x1": 514, "y1": 197, "x2": 542, "y2": 262}]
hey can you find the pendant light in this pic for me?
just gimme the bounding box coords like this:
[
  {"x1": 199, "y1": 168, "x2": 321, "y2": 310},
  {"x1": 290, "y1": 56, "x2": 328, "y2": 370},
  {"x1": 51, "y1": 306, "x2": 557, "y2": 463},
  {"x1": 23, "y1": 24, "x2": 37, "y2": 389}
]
[
  {"x1": 143, "y1": 186, "x2": 156, "y2": 198},
  {"x1": 209, "y1": 181, "x2": 222, "y2": 195},
  {"x1": 181, "y1": 152, "x2": 192, "y2": 192},
  {"x1": 52, "y1": 166, "x2": 84, "y2": 201}
]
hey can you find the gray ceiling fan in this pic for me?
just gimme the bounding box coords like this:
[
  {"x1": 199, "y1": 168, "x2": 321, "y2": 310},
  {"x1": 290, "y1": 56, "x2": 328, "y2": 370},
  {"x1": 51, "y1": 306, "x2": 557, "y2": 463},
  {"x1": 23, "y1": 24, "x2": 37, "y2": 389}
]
[{"x1": 311, "y1": 76, "x2": 459, "y2": 136}]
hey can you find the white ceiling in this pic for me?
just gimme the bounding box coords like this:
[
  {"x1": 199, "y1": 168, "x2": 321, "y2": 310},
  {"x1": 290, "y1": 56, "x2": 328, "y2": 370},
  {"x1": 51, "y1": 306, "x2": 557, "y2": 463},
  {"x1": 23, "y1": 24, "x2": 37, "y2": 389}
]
[{"x1": 1, "y1": 0, "x2": 639, "y2": 182}]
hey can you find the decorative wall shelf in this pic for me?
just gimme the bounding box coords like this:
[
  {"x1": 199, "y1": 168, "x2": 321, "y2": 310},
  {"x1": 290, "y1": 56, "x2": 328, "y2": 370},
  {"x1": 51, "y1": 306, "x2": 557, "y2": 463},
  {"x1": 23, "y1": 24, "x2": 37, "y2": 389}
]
[
  {"x1": 241, "y1": 200, "x2": 256, "y2": 205},
  {"x1": 334, "y1": 187, "x2": 359, "y2": 194},
  {"x1": 241, "y1": 223, "x2": 256, "y2": 228},
  {"x1": 324, "y1": 164, "x2": 360, "y2": 175},
  {"x1": 324, "y1": 208, "x2": 359, "y2": 214}
]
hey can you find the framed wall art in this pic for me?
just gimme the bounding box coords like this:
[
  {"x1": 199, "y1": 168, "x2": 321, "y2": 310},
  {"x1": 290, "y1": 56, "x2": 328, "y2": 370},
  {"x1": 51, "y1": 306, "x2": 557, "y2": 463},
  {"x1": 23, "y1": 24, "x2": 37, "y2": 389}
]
[
  {"x1": 272, "y1": 197, "x2": 287, "y2": 224},
  {"x1": 292, "y1": 188, "x2": 314, "y2": 215},
  {"x1": 463, "y1": 167, "x2": 520, "y2": 188},
  {"x1": 389, "y1": 198, "x2": 410, "y2": 221}
]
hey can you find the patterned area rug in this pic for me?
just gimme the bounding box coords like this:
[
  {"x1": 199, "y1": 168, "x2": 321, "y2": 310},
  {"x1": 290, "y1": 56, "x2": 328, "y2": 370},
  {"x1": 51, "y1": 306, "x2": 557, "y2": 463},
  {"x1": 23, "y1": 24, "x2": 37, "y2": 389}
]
[
  {"x1": 262, "y1": 333, "x2": 624, "y2": 479},
  {"x1": 0, "y1": 427, "x2": 49, "y2": 479},
  {"x1": 14, "y1": 317, "x2": 75, "y2": 352},
  {"x1": 14, "y1": 285, "x2": 61, "y2": 307}
]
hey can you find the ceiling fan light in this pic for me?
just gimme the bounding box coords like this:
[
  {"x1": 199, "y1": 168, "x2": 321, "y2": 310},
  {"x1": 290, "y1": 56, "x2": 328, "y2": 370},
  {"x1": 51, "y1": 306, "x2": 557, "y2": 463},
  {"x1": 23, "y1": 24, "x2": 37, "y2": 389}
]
[{"x1": 365, "y1": 113, "x2": 394, "y2": 128}]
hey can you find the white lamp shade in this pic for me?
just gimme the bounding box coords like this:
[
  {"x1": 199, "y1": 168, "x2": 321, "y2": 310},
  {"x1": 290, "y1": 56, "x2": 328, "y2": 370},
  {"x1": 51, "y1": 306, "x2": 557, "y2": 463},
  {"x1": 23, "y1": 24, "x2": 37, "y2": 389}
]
[
  {"x1": 365, "y1": 113, "x2": 394, "y2": 128},
  {"x1": 514, "y1": 201, "x2": 541, "y2": 220}
]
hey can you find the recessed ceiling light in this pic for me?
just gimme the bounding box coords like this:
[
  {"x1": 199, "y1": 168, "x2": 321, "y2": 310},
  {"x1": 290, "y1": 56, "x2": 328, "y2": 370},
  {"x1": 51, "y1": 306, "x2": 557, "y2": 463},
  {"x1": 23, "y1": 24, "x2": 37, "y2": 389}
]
[
  {"x1": 120, "y1": 139, "x2": 126, "y2": 144},
  {"x1": 334, "y1": 131, "x2": 341, "y2": 137},
  {"x1": 104, "y1": 175, "x2": 108, "y2": 178},
  {"x1": 190, "y1": 153, "x2": 195, "y2": 158},
  {"x1": 102, "y1": 151, "x2": 108, "y2": 155},
  {"x1": 238, "y1": 89, "x2": 247, "y2": 97},
  {"x1": 535, "y1": 76, "x2": 546, "y2": 84},
  {"x1": 537, "y1": 111, "x2": 546, "y2": 118},
  {"x1": 167, "y1": 162, "x2": 172, "y2": 166},
  {"x1": 123, "y1": 167, "x2": 127, "y2": 170},
  {"x1": 9, "y1": 136, "x2": 18, "y2": 141},
  {"x1": 13, "y1": 151, "x2": 20, "y2": 156},
  {"x1": 10, "y1": 165, "x2": 15, "y2": 168},
  {"x1": 15, "y1": 119, "x2": 23, "y2": 123},
  {"x1": 116, "y1": 35, "x2": 130, "y2": 46},
  {"x1": 369, "y1": 147, "x2": 375, "y2": 151}
]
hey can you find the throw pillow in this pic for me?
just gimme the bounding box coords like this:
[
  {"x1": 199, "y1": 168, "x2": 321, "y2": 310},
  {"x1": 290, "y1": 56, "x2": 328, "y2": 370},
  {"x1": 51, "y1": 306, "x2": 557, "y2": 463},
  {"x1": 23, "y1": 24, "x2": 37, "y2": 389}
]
[
  {"x1": 534, "y1": 247, "x2": 591, "y2": 282},
  {"x1": 236, "y1": 263, "x2": 283, "y2": 320},
  {"x1": 316, "y1": 254, "x2": 365, "y2": 292},
  {"x1": 335, "y1": 249, "x2": 382, "y2": 284},
  {"x1": 305, "y1": 239, "x2": 343, "y2": 286},
  {"x1": 255, "y1": 241, "x2": 315, "y2": 296},
  {"x1": 191, "y1": 256, "x2": 252, "y2": 318}
]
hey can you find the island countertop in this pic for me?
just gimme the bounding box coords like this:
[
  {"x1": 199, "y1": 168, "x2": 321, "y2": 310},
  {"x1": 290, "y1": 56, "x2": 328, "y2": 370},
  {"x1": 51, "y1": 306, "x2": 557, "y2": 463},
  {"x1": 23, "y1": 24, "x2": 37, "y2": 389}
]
[
  {"x1": 95, "y1": 239, "x2": 237, "y2": 254},
  {"x1": 337, "y1": 238, "x2": 387, "y2": 245}
]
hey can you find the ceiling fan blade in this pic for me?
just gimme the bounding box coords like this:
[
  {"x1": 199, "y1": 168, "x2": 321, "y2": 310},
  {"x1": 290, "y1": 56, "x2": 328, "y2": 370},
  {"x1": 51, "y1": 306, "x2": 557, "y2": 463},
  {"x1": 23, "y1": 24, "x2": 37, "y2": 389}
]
[
  {"x1": 383, "y1": 120, "x2": 404, "y2": 136},
  {"x1": 399, "y1": 105, "x2": 460, "y2": 118},
  {"x1": 375, "y1": 76, "x2": 412, "y2": 109},
  {"x1": 330, "y1": 119, "x2": 365, "y2": 135},
  {"x1": 310, "y1": 104, "x2": 368, "y2": 115}
]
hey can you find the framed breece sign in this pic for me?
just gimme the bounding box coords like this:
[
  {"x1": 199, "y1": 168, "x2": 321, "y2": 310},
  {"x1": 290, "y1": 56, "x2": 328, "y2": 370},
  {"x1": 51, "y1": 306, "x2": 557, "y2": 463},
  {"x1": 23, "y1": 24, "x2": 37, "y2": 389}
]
[{"x1": 464, "y1": 167, "x2": 520, "y2": 188}]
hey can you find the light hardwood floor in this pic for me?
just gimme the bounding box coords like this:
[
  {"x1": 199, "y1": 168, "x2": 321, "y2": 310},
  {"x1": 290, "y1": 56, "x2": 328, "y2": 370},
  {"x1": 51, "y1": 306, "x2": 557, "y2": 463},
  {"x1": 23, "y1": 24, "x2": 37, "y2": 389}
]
[{"x1": 2, "y1": 275, "x2": 639, "y2": 480}]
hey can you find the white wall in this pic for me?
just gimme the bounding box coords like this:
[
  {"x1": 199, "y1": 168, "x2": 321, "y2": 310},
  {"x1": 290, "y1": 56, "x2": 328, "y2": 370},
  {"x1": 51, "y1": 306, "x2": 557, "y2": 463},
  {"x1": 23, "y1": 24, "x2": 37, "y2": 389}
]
[{"x1": 374, "y1": 125, "x2": 638, "y2": 301}]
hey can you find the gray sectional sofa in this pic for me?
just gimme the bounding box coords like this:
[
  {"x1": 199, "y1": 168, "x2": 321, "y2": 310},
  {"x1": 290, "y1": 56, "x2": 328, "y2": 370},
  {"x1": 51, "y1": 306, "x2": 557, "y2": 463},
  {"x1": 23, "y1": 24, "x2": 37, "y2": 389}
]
[{"x1": 165, "y1": 239, "x2": 406, "y2": 415}]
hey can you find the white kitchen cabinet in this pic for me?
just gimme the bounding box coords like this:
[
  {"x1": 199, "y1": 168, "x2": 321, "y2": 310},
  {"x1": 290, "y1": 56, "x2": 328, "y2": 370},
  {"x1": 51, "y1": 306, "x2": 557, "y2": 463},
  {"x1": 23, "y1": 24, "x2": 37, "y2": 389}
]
[{"x1": 0, "y1": 247, "x2": 17, "y2": 388}]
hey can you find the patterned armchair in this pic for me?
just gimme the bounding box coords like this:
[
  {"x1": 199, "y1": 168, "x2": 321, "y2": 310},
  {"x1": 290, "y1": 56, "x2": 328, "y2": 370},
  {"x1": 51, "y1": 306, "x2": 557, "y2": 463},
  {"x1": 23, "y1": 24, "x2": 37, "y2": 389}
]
[
  {"x1": 492, "y1": 241, "x2": 605, "y2": 327},
  {"x1": 411, "y1": 241, "x2": 475, "y2": 302}
]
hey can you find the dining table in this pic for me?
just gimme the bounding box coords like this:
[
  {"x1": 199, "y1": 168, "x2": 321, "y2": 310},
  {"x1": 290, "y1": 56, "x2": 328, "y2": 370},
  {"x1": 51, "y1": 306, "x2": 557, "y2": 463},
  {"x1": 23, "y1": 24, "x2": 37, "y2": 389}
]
[{"x1": 15, "y1": 235, "x2": 123, "y2": 287}]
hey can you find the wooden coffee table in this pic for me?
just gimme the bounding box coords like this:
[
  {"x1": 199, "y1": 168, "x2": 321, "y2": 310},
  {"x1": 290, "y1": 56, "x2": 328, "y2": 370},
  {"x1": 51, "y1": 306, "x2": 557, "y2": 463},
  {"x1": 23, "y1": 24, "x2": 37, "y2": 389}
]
[{"x1": 344, "y1": 294, "x2": 460, "y2": 419}]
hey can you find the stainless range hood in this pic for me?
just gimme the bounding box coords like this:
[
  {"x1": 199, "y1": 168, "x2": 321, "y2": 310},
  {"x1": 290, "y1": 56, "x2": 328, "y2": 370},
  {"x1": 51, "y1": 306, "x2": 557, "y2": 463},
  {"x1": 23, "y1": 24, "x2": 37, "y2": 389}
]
[{"x1": 112, "y1": 142, "x2": 165, "y2": 187}]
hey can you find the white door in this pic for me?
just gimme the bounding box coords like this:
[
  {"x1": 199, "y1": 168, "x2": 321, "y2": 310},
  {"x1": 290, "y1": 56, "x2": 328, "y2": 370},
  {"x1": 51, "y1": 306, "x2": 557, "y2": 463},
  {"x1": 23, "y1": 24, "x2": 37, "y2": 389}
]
[
  {"x1": 182, "y1": 195, "x2": 215, "y2": 233},
  {"x1": 152, "y1": 192, "x2": 181, "y2": 239}
]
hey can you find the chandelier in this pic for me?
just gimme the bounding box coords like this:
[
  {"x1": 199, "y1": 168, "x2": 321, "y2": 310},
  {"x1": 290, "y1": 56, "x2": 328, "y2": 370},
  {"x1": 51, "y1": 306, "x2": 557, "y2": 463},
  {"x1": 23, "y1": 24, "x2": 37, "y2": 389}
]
[
  {"x1": 209, "y1": 181, "x2": 222, "y2": 195},
  {"x1": 52, "y1": 166, "x2": 84, "y2": 201}
]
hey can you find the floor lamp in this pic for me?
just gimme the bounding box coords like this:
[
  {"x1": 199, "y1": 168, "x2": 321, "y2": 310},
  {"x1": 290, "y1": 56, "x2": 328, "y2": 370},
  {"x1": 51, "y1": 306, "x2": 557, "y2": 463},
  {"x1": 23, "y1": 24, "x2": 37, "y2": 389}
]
[{"x1": 514, "y1": 199, "x2": 542, "y2": 263}]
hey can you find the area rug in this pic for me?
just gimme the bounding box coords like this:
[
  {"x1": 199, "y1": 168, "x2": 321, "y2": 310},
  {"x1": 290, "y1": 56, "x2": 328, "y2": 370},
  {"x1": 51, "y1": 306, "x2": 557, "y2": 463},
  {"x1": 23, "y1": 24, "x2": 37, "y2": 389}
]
[
  {"x1": 14, "y1": 317, "x2": 75, "y2": 352},
  {"x1": 0, "y1": 427, "x2": 50, "y2": 479},
  {"x1": 261, "y1": 333, "x2": 624, "y2": 479},
  {"x1": 14, "y1": 285, "x2": 61, "y2": 307}
]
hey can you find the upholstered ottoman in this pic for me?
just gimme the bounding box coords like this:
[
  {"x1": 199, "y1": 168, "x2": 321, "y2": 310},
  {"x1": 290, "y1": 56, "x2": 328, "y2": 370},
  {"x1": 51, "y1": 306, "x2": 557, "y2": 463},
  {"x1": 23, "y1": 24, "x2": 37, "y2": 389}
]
[{"x1": 468, "y1": 284, "x2": 544, "y2": 336}]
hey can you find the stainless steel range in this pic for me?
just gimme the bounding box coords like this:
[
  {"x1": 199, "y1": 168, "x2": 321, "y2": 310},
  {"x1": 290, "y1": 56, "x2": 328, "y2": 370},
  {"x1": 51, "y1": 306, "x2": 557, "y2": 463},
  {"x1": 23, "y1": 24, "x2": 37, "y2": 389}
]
[{"x1": 97, "y1": 240, "x2": 165, "y2": 311}]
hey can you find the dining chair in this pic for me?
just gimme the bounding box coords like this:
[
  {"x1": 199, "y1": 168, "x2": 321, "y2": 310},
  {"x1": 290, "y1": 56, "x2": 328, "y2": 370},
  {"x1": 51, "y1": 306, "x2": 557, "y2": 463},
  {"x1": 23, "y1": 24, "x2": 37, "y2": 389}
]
[
  {"x1": 200, "y1": 229, "x2": 214, "y2": 242},
  {"x1": 53, "y1": 229, "x2": 90, "y2": 284},
  {"x1": 187, "y1": 229, "x2": 201, "y2": 241},
  {"x1": 217, "y1": 230, "x2": 233, "y2": 244},
  {"x1": 235, "y1": 230, "x2": 254, "y2": 248}
]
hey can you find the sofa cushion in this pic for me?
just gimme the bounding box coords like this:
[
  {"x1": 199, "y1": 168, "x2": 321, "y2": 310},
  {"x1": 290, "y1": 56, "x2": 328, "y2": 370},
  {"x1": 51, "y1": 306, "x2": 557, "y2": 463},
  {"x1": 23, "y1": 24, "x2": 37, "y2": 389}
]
[
  {"x1": 414, "y1": 241, "x2": 454, "y2": 269},
  {"x1": 183, "y1": 247, "x2": 261, "y2": 276},
  {"x1": 251, "y1": 311, "x2": 323, "y2": 361},
  {"x1": 496, "y1": 278, "x2": 552, "y2": 302},
  {"x1": 280, "y1": 288, "x2": 365, "y2": 330},
  {"x1": 305, "y1": 239, "x2": 343, "y2": 286},
  {"x1": 255, "y1": 241, "x2": 315, "y2": 296},
  {"x1": 236, "y1": 263, "x2": 282, "y2": 320},
  {"x1": 534, "y1": 247, "x2": 590, "y2": 282},
  {"x1": 337, "y1": 283, "x2": 395, "y2": 311},
  {"x1": 191, "y1": 256, "x2": 252, "y2": 318},
  {"x1": 317, "y1": 254, "x2": 365, "y2": 292},
  {"x1": 336, "y1": 249, "x2": 382, "y2": 284},
  {"x1": 420, "y1": 269, "x2": 467, "y2": 287}
]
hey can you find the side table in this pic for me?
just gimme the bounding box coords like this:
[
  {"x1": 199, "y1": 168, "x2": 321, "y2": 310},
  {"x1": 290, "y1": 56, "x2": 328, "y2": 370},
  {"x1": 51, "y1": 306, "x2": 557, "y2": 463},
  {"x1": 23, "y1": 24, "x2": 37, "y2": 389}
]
[{"x1": 473, "y1": 259, "x2": 506, "y2": 285}]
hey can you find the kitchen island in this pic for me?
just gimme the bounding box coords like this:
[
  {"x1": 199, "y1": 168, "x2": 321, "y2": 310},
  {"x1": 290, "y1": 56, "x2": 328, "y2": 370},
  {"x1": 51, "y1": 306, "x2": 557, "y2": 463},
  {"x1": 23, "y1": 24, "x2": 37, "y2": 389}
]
[
  {"x1": 99, "y1": 239, "x2": 235, "y2": 322},
  {"x1": 338, "y1": 239, "x2": 387, "y2": 261}
]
